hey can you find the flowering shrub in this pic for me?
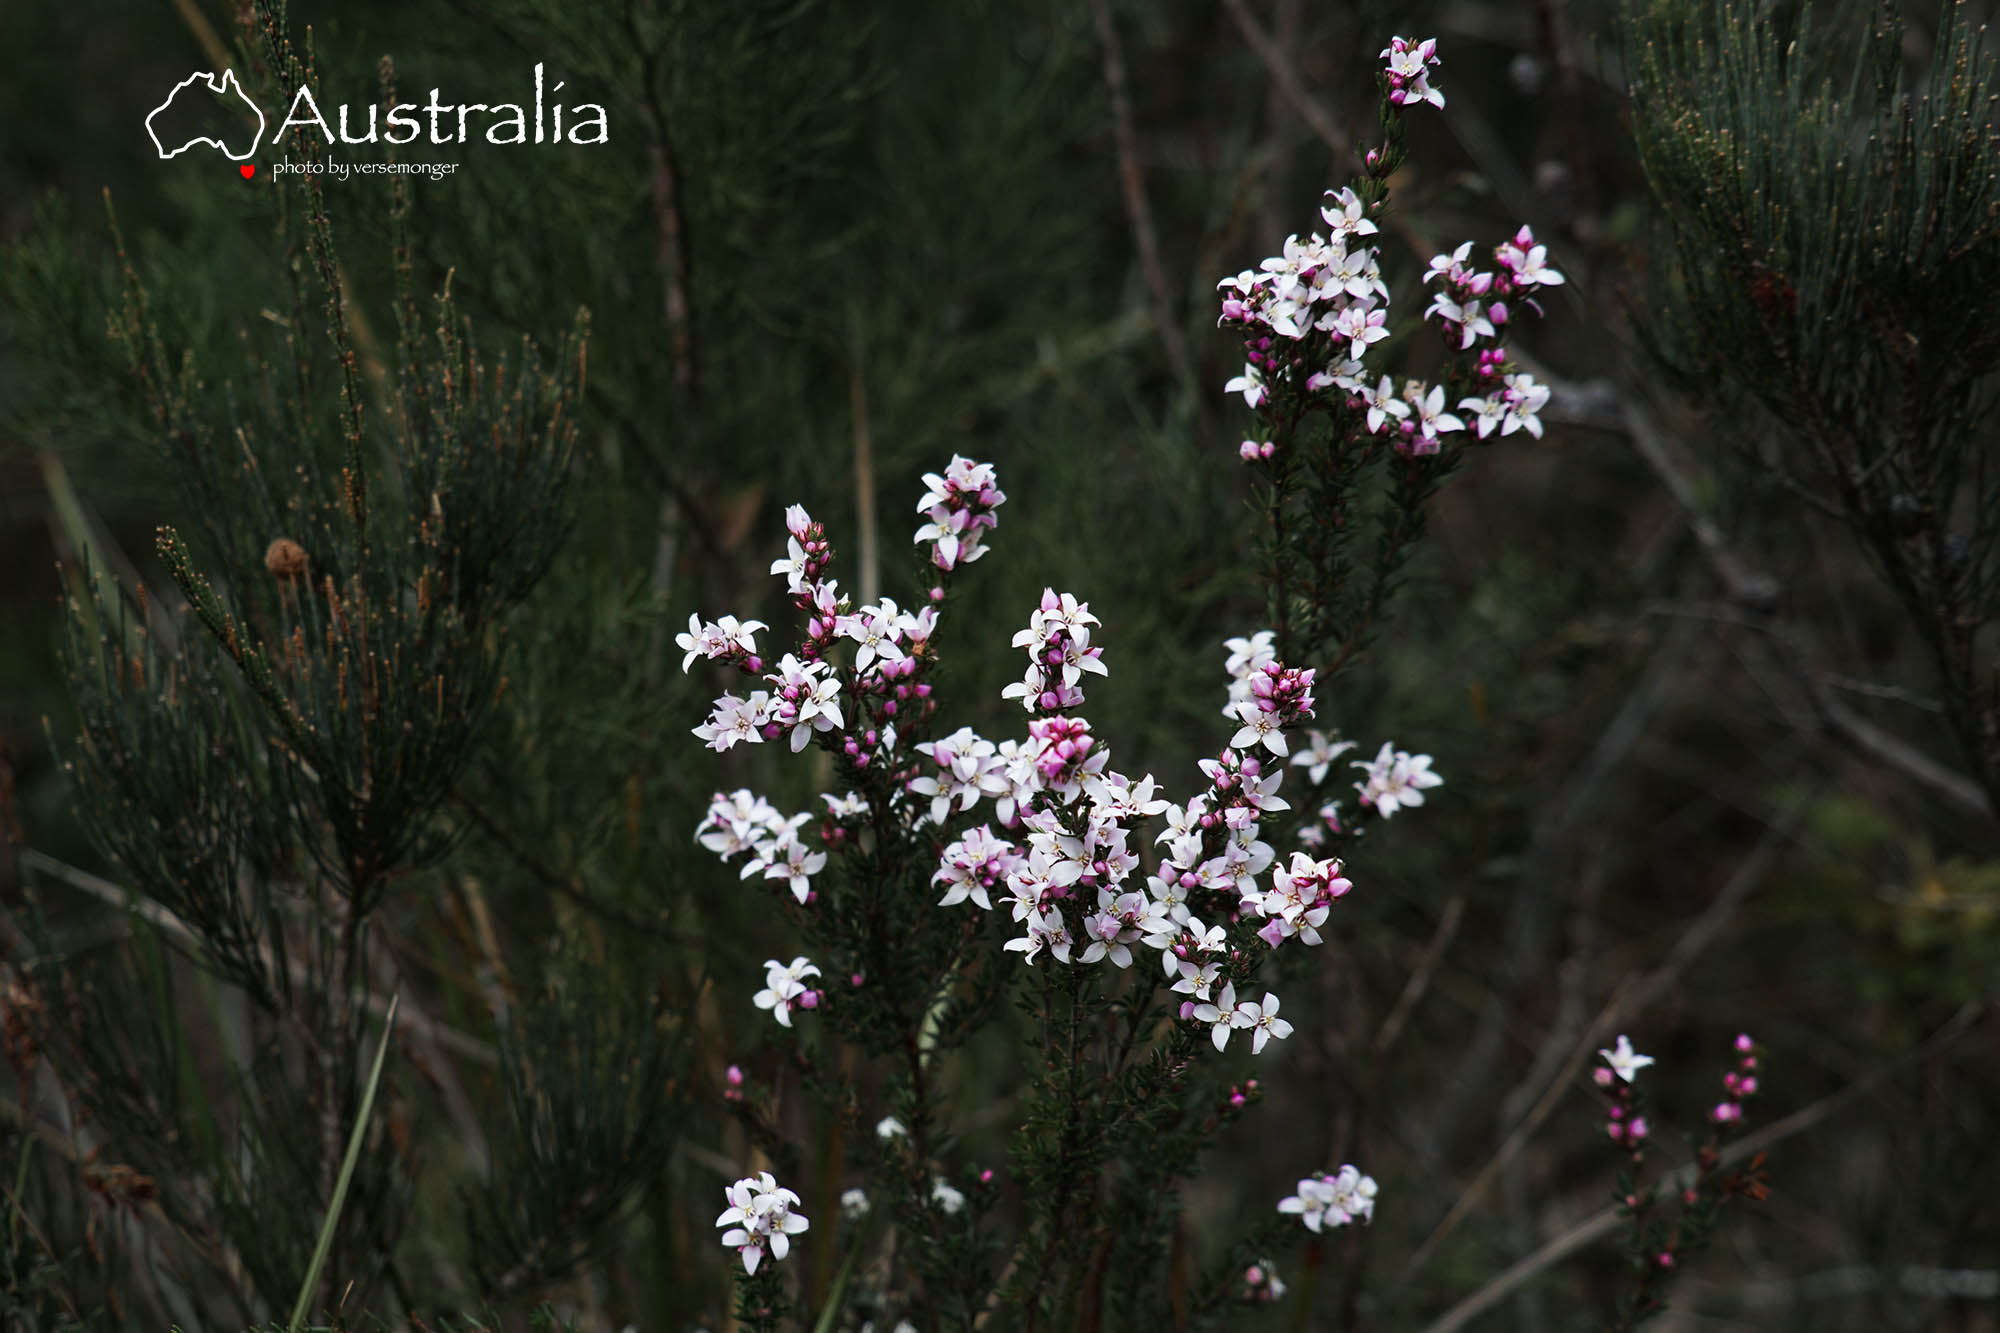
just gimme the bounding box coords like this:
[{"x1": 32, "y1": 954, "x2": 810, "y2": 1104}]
[
  {"x1": 671, "y1": 32, "x2": 1563, "y2": 1330},
  {"x1": 1593, "y1": 1034, "x2": 1769, "y2": 1328},
  {"x1": 671, "y1": 31, "x2": 1752, "y2": 1332}
]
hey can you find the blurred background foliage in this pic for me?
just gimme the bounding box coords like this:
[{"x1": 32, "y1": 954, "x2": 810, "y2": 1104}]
[{"x1": 1, "y1": 0, "x2": 1996, "y2": 1328}]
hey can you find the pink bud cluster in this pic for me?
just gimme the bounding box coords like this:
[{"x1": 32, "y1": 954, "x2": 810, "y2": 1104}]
[
  {"x1": 1604, "y1": 1097, "x2": 1651, "y2": 1153},
  {"x1": 1248, "y1": 660, "x2": 1317, "y2": 728},
  {"x1": 1027, "y1": 716, "x2": 1097, "y2": 790},
  {"x1": 1712, "y1": 1033, "x2": 1760, "y2": 1124}
]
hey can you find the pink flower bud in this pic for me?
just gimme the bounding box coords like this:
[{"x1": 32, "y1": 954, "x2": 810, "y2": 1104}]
[
  {"x1": 1735, "y1": 1032, "x2": 1754, "y2": 1052},
  {"x1": 1593, "y1": 1067, "x2": 1614, "y2": 1087},
  {"x1": 1657, "y1": 1251, "x2": 1675, "y2": 1269},
  {"x1": 726, "y1": 1064, "x2": 744, "y2": 1087}
]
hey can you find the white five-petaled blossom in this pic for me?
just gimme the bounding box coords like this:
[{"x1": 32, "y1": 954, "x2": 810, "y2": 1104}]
[
  {"x1": 1497, "y1": 226, "x2": 1566, "y2": 287},
  {"x1": 1406, "y1": 381, "x2": 1465, "y2": 444},
  {"x1": 1362, "y1": 375, "x2": 1412, "y2": 434},
  {"x1": 1325, "y1": 300, "x2": 1391, "y2": 361},
  {"x1": 1225, "y1": 363, "x2": 1268, "y2": 409},
  {"x1": 1229, "y1": 699, "x2": 1290, "y2": 756},
  {"x1": 931, "y1": 1178, "x2": 966, "y2": 1214},
  {"x1": 876, "y1": 1116, "x2": 908, "y2": 1140},
  {"x1": 1238, "y1": 991, "x2": 1294, "y2": 1053},
  {"x1": 753, "y1": 956, "x2": 821, "y2": 1028},
  {"x1": 1278, "y1": 1164, "x2": 1378, "y2": 1233},
  {"x1": 1599, "y1": 1034, "x2": 1655, "y2": 1083},
  {"x1": 838, "y1": 602, "x2": 908, "y2": 673},
  {"x1": 1319, "y1": 186, "x2": 1378, "y2": 241},
  {"x1": 716, "y1": 1172, "x2": 810, "y2": 1274},
  {"x1": 840, "y1": 1187, "x2": 870, "y2": 1220},
  {"x1": 1292, "y1": 730, "x2": 1358, "y2": 785},
  {"x1": 1191, "y1": 981, "x2": 1254, "y2": 1052}
]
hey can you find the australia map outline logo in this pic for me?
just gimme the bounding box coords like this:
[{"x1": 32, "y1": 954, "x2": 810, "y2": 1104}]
[{"x1": 145, "y1": 70, "x2": 265, "y2": 161}]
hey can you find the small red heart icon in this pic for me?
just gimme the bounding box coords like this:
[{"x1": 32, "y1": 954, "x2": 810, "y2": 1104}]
[{"x1": 239, "y1": 163, "x2": 255, "y2": 178}]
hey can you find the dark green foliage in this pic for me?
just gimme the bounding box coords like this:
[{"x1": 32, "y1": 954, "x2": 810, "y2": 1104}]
[
  {"x1": 469, "y1": 967, "x2": 684, "y2": 1300},
  {"x1": 1628, "y1": 0, "x2": 2000, "y2": 803}
]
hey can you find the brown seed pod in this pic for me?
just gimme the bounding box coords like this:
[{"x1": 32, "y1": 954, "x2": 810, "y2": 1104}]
[{"x1": 265, "y1": 537, "x2": 309, "y2": 580}]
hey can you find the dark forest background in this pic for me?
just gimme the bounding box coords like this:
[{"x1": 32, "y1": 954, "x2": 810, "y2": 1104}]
[{"x1": 2, "y1": 0, "x2": 1997, "y2": 1329}]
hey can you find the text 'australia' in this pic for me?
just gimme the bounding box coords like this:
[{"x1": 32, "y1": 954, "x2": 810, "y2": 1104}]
[{"x1": 280, "y1": 64, "x2": 607, "y2": 146}]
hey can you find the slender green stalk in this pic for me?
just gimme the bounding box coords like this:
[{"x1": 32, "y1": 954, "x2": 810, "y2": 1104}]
[{"x1": 287, "y1": 993, "x2": 399, "y2": 1333}]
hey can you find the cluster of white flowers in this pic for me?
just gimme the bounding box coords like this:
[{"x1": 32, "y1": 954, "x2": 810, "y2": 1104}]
[
  {"x1": 1191, "y1": 984, "x2": 1294, "y2": 1053},
  {"x1": 752, "y1": 956, "x2": 822, "y2": 1028},
  {"x1": 676, "y1": 612, "x2": 767, "y2": 674},
  {"x1": 716, "y1": 1173, "x2": 810, "y2": 1274},
  {"x1": 1218, "y1": 187, "x2": 1384, "y2": 416},
  {"x1": 1351, "y1": 742, "x2": 1443, "y2": 817},
  {"x1": 688, "y1": 500, "x2": 950, "y2": 771},
  {"x1": 1215, "y1": 39, "x2": 1560, "y2": 461},
  {"x1": 687, "y1": 456, "x2": 1433, "y2": 1280},
  {"x1": 1277, "y1": 1164, "x2": 1378, "y2": 1232},
  {"x1": 1002, "y1": 589, "x2": 1107, "y2": 714},
  {"x1": 914, "y1": 455, "x2": 1006, "y2": 571},
  {"x1": 1219, "y1": 204, "x2": 1562, "y2": 456},
  {"x1": 696, "y1": 790, "x2": 827, "y2": 902},
  {"x1": 1380, "y1": 35, "x2": 1444, "y2": 108},
  {"x1": 684, "y1": 40, "x2": 1553, "y2": 1289},
  {"x1": 910, "y1": 727, "x2": 1009, "y2": 826}
]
